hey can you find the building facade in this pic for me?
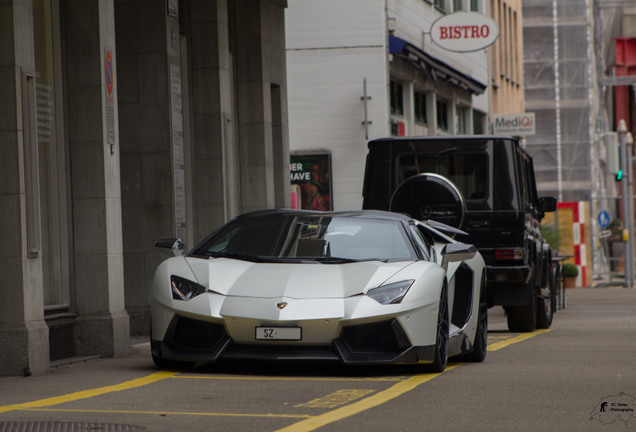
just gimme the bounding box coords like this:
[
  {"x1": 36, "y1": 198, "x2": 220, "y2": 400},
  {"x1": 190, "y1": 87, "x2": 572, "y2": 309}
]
[
  {"x1": 487, "y1": 0, "x2": 525, "y2": 116},
  {"x1": 286, "y1": 0, "x2": 490, "y2": 211},
  {"x1": 522, "y1": 0, "x2": 597, "y2": 202},
  {"x1": 1, "y1": 0, "x2": 290, "y2": 376}
]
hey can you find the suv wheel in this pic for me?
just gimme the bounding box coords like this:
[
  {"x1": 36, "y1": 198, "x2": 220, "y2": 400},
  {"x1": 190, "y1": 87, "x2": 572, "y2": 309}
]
[
  {"x1": 536, "y1": 263, "x2": 556, "y2": 329},
  {"x1": 506, "y1": 273, "x2": 537, "y2": 332}
]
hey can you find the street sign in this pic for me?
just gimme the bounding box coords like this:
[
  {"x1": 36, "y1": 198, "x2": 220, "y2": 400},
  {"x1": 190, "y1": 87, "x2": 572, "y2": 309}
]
[
  {"x1": 598, "y1": 210, "x2": 611, "y2": 229},
  {"x1": 599, "y1": 229, "x2": 612, "y2": 239}
]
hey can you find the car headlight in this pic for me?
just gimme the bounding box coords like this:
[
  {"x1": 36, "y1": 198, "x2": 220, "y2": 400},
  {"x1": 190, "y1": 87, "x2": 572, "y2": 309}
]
[
  {"x1": 171, "y1": 275, "x2": 207, "y2": 301},
  {"x1": 367, "y1": 280, "x2": 414, "y2": 305}
]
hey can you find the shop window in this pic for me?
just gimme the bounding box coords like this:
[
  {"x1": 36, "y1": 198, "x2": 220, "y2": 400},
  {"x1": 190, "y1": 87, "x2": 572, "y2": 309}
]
[
  {"x1": 436, "y1": 99, "x2": 449, "y2": 131},
  {"x1": 414, "y1": 91, "x2": 428, "y2": 124},
  {"x1": 390, "y1": 81, "x2": 404, "y2": 116},
  {"x1": 34, "y1": 0, "x2": 70, "y2": 310}
]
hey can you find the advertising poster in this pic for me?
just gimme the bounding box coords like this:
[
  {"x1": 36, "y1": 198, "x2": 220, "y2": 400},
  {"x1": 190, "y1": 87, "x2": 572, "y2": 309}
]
[{"x1": 290, "y1": 153, "x2": 333, "y2": 211}]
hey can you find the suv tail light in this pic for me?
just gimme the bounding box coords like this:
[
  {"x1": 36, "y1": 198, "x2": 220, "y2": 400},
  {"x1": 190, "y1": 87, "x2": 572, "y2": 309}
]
[{"x1": 495, "y1": 248, "x2": 524, "y2": 261}]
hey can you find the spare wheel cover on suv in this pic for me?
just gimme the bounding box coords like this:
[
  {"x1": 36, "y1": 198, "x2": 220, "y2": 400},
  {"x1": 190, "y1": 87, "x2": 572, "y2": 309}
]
[{"x1": 389, "y1": 173, "x2": 465, "y2": 230}]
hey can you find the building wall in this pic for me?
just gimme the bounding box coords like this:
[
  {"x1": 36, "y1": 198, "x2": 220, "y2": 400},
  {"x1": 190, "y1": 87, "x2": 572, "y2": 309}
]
[
  {"x1": 522, "y1": 0, "x2": 595, "y2": 201},
  {"x1": 487, "y1": 0, "x2": 525, "y2": 116},
  {"x1": 286, "y1": 0, "x2": 389, "y2": 210},
  {"x1": 0, "y1": 1, "x2": 50, "y2": 376},
  {"x1": 286, "y1": 0, "x2": 490, "y2": 210},
  {"x1": 0, "y1": 0, "x2": 290, "y2": 376}
]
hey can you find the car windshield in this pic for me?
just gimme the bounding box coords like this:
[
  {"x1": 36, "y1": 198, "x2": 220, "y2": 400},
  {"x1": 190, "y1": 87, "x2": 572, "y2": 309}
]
[{"x1": 192, "y1": 214, "x2": 418, "y2": 263}]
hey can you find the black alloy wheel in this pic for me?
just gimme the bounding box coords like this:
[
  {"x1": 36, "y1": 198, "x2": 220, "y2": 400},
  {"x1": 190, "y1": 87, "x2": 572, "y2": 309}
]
[
  {"x1": 506, "y1": 268, "x2": 538, "y2": 333},
  {"x1": 429, "y1": 282, "x2": 449, "y2": 373},
  {"x1": 536, "y1": 263, "x2": 556, "y2": 329},
  {"x1": 459, "y1": 273, "x2": 488, "y2": 362}
]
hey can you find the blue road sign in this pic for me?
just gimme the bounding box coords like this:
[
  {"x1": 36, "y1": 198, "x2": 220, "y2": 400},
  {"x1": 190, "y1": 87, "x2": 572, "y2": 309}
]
[{"x1": 598, "y1": 210, "x2": 611, "y2": 229}]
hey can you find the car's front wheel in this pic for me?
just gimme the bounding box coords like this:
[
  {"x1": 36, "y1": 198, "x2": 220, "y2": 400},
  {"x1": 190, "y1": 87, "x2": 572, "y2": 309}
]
[
  {"x1": 429, "y1": 282, "x2": 449, "y2": 373},
  {"x1": 459, "y1": 274, "x2": 487, "y2": 362}
]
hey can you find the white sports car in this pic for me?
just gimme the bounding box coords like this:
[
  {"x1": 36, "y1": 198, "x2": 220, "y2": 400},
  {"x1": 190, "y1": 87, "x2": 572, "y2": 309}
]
[{"x1": 150, "y1": 209, "x2": 487, "y2": 372}]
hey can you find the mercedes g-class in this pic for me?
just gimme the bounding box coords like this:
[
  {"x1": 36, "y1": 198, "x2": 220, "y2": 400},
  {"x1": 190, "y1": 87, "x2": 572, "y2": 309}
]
[{"x1": 362, "y1": 136, "x2": 558, "y2": 332}]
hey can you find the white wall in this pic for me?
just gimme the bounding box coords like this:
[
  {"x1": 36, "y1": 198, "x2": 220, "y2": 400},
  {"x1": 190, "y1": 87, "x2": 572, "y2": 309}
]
[{"x1": 286, "y1": 0, "x2": 389, "y2": 210}]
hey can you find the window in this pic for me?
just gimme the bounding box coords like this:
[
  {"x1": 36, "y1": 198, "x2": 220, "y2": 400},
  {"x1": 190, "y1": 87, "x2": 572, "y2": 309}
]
[
  {"x1": 436, "y1": 99, "x2": 448, "y2": 131},
  {"x1": 456, "y1": 106, "x2": 469, "y2": 134},
  {"x1": 434, "y1": 0, "x2": 446, "y2": 12},
  {"x1": 390, "y1": 81, "x2": 404, "y2": 116},
  {"x1": 454, "y1": 0, "x2": 463, "y2": 12},
  {"x1": 410, "y1": 225, "x2": 432, "y2": 260},
  {"x1": 414, "y1": 91, "x2": 427, "y2": 124},
  {"x1": 473, "y1": 110, "x2": 487, "y2": 134},
  {"x1": 34, "y1": 0, "x2": 70, "y2": 309},
  {"x1": 194, "y1": 215, "x2": 418, "y2": 262},
  {"x1": 398, "y1": 152, "x2": 489, "y2": 201}
]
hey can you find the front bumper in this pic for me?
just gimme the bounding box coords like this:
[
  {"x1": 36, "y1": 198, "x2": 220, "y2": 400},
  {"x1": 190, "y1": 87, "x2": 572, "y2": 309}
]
[{"x1": 151, "y1": 314, "x2": 436, "y2": 365}]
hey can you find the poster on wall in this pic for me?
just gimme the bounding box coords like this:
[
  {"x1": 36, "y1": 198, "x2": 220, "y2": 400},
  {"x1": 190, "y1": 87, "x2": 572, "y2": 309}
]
[{"x1": 290, "y1": 153, "x2": 333, "y2": 211}]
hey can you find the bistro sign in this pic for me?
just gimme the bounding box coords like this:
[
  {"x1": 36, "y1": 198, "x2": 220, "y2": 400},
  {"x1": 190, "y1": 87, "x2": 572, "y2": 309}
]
[{"x1": 430, "y1": 12, "x2": 499, "y2": 53}]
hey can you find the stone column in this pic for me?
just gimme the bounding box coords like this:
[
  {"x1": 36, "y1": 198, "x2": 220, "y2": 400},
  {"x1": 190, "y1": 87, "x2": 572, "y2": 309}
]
[
  {"x1": 235, "y1": 0, "x2": 290, "y2": 212},
  {"x1": 0, "y1": 0, "x2": 50, "y2": 376},
  {"x1": 64, "y1": 0, "x2": 129, "y2": 357}
]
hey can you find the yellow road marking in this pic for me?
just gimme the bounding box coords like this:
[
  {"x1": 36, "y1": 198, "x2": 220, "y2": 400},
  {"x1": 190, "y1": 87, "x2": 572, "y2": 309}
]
[
  {"x1": 487, "y1": 329, "x2": 551, "y2": 351},
  {"x1": 24, "y1": 408, "x2": 311, "y2": 419},
  {"x1": 173, "y1": 375, "x2": 403, "y2": 382},
  {"x1": 275, "y1": 364, "x2": 463, "y2": 432},
  {"x1": 0, "y1": 371, "x2": 177, "y2": 414},
  {"x1": 0, "y1": 329, "x2": 551, "y2": 430},
  {"x1": 276, "y1": 329, "x2": 552, "y2": 432},
  {"x1": 296, "y1": 389, "x2": 376, "y2": 409}
]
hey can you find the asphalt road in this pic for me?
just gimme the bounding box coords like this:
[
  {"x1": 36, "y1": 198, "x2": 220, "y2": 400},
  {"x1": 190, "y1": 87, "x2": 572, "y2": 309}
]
[{"x1": 1, "y1": 288, "x2": 635, "y2": 432}]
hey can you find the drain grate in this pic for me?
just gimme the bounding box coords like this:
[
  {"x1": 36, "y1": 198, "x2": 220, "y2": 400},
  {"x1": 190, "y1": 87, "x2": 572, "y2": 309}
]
[{"x1": 0, "y1": 422, "x2": 145, "y2": 432}]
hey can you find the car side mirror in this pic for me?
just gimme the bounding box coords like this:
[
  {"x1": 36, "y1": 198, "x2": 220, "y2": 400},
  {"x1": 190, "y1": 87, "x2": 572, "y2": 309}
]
[
  {"x1": 155, "y1": 238, "x2": 186, "y2": 256},
  {"x1": 441, "y1": 243, "x2": 477, "y2": 271},
  {"x1": 539, "y1": 197, "x2": 557, "y2": 213}
]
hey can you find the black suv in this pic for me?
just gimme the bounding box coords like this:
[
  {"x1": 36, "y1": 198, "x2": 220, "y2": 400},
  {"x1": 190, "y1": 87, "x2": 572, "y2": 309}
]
[{"x1": 362, "y1": 136, "x2": 558, "y2": 332}]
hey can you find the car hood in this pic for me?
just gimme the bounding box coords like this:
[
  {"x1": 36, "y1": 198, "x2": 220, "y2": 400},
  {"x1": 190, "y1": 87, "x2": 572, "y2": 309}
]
[{"x1": 184, "y1": 257, "x2": 418, "y2": 299}]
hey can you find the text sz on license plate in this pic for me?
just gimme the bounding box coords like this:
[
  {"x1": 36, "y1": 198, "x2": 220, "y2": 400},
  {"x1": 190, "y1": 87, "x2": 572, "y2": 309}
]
[{"x1": 255, "y1": 327, "x2": 302, "y2": 341}]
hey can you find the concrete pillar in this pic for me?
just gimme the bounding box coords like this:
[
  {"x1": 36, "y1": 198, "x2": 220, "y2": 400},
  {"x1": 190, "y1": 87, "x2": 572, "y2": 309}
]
[
  {"x1": 116, "y1": 0, "x2": 174, "y2": 337},
  {"x1": 0, "y1": 0, "x2": 50, "y2": 376},
  {"x1": 188, "y1": 0, "x2": 238, "y2": 237},
  {"x1": 235, "y1": 0, "x2": 290, "y2": 212},
  {"x1": 63, "y1": 0, "x2": 129, "y2": 357}
]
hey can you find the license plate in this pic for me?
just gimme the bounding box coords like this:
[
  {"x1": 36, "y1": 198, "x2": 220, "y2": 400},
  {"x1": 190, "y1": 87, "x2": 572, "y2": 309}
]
[{"x1": 255, "y1": 327, "x2": 302, "y2": 341}]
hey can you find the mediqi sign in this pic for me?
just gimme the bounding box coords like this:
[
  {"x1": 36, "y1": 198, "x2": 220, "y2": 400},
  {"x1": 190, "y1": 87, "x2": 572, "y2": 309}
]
[
  {"x1": 492, "y1": 113, "x2": 536, "y2": 136},
  {"x1": 430, "y1": 12, "x2": 499, "y2": 53}
]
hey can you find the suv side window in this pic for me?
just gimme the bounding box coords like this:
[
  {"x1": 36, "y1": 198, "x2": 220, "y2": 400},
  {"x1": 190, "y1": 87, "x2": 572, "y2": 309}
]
[
  {"x1": 493, "y1": 139, "x2": 519, "y2": 210},
  {"x1": 517, "y1": 150, "x2": 538, "y2": 214}
]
